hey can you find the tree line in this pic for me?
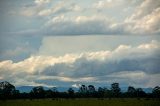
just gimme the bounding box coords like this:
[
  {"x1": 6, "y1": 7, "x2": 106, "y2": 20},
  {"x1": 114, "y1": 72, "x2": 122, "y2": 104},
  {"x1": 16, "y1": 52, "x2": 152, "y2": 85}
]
[{"x1": 0, "y1": 81, "x2": 160, "y2": 100}]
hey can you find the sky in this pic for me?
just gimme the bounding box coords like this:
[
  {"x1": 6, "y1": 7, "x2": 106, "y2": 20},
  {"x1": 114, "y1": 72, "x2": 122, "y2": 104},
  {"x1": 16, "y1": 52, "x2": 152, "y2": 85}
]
[{"x1": 0, "y1": 0, "x2": 160, "y2": 88}]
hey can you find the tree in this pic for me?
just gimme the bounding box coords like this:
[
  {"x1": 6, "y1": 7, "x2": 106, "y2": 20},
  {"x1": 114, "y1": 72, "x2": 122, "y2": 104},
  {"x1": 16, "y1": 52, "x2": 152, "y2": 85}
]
[
  {"x1": 127, "y1": 86, "x2": 136, "y2": 97},
  {"x1": 152, "y1": 86, "x2": 160, "y2": 98},
  {"x1": 51, "y1": 87, "x2": 59, "y2": 98},
  {"x1": 31, "y1": 86, "x2": 45, "y2": 98},
  {"x1": 88, "y1": 85, "x2": 96, "y2": 97},
  {"x1": 104, "y1": 88, "x2": 112, "y2": 98},
  {"x1": 98, "y1": 87, "x2": 105, "y2": 98},
  {"x1": 79, "y1": 85, "x2": 87, "y2": 93},
  {"x1": 68, "y1": 88, "x2": 74, "y2": 98},
  {"x1": 12, "y1": 90, "x2": 20, "y2": 98},
  {"x1": 45, "y1": 89, "x2": 53, "y2": 98},
  {"x1": 2, "y1": 81, "x2": 160, "y2": 99},
  {"x1": 79, "y1": 85, "x2": 88, "y2": 97},
  {"x1": 88, "y1": 85, "x2": 95, "y2": 93},
  {"x1": 0, "y1": 81, "x2": 16, "y2": 99},
  {"x1": 111, "y1": 83, "x2": 121, "y2": 97},
  {"x1": 136, "y1": 88, "x2": 146, "y2": 97}
]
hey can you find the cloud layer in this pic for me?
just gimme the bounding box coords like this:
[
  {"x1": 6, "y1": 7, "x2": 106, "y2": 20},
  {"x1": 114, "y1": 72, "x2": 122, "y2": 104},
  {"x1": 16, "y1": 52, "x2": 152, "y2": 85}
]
[
  {"x1": 1, "y1": 0, "x2": 160, "y2": 36},
  {"x1": 0, "y1": 0, "x2": 160, "y2": 88},
  {"x1": 0, "y1": 40, "x2": 159, "y2": 87},
  {"x1": 34, "y1": 0, "x2": 160, "y2": 35}
]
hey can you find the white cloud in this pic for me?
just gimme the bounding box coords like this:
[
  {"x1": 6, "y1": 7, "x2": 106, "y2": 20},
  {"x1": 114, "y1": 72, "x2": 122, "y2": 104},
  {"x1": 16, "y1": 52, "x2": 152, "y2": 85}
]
[
  {"x1": 138, "y1": 40, "x2": 159, "y2": 49},
  {"x1": 128, "y1": 0, "x2": 160, "y2": 20},
  {"x1": 72, "y1": 84, "x2": 81, "y2": 88},
  {"x1": 35, "y1": 0, "x2": 50, "y2": 6},
  {"x1": 124, "y1": 0, "x2": 160, "y2": 34},
  {"x1": 52, "y1": 1, "x2": 82, "y2": 13},
  {"x1": 93, "y1": 0, "x2": 125, "y2": 9},
  {"x1": 38, "y1": 9, "x2": 51, "y2": 16}
]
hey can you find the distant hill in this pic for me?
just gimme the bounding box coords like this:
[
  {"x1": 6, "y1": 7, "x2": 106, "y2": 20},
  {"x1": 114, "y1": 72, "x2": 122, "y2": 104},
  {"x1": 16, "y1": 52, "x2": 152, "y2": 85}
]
[
  {"x1": 142, "y1": 88, "x2": 153, "y2": 93},
  {"x1": 16, "y1": 86, "x2": 79, "y2": 93},
  {"x1": 16, "y1": 86, "x2": 35, "y2": 93}
]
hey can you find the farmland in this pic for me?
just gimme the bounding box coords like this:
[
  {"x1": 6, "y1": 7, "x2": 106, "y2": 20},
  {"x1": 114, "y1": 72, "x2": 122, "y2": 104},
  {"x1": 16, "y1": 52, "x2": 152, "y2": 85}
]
[{"x1": 0, "y1": 98, "x2": 160, "y2": 106}]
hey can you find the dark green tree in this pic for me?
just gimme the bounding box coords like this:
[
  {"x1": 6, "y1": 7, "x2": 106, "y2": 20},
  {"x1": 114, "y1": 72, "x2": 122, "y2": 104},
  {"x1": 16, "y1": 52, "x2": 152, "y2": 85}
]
[
  {"x1": 104, "y1": 88, "x2": 112, "y2": 98},
  {"x1": 88, "y1": 85, "x2": 96, "y2": 97},
  {"x1": 51, "y1": 87, "x2": 59, "y2": 98},
  {"x1": 68, "y1": 88, "x2": 75, "y2": 98},
  {"x1": 79, "y1": 85, "x2": 88, "y2": 97},
  {"x1": 152, "y1": 86, "x2": 160, "y2": 98},
  {"x1": 97, "y1": 87, "x2": 105, "y2": 98},
  {"x1": 136, "y1": 88, "x2": 146, "y2": 97},
  {"x1": 127, "y1": 86, "x2": 136, "y2": 97},
  {"x1": 31, "y1": 86, "x2": 45, "y2": 98},
  {"x1": 79, "y1": 85, "x2": 87, "y2": 93},
  {"x1": 45, "y1": 89, "x2": 53, "y2": 98},
  {"x1": 111, "y1": 83, "x2": 121, "y2": 97},
  {"x1": 0, "y1": 81, "x2": 16, "y2": 99},
  {"x1": 88, "y1": 85, "x2": 95, "y2": 93}
]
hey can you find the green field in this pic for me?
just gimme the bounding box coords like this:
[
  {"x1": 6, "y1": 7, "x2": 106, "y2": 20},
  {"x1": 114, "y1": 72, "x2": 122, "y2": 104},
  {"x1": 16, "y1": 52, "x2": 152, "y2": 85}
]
[{"x1": 0, "y1": 98, "x2": 160, "y2": 106}]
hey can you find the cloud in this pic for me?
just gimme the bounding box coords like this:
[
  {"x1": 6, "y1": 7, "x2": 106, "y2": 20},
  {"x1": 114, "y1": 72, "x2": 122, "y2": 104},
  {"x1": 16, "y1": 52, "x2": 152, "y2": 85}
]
[
  {"x1": 94, "y1": 71, "x2": 160, "y2": 87},
  {"x1": 2, "y1": 46, "x2": 35, "y2": 58},
  {"x1": 0, "y1": 40, "x2": 159, "y2": 87},
  {"x1": 72, "y1": 84, "x2": 81, "y2": 88},
  {"x1": 93, "y1": 0, "x2": 126, "y2": 9},
  {"x1": 0, "y1": 0, "x2": 160, "y2": 87},
  {"x1": 34, "y1": 0, "x2": 50, "y2": 6},
  {"x1": 124, "y1": 0, "x2": 160, "y2": 34},
  {"x1": 127, "y1": 0, "x2": 160, "y2": 20},
  {"x1": 3, "y1": 0, "x2": 160, "y2": 35},
  {"x1": 42, "y1": 15, "x2": 115, "y2": 35},
  {"x1": 16, "y1": 0, "x2": 82, "y2": 17},
  {"x1": 0, "y1": 35, "x2": 41, "y2": 62},
  {"x1": 40, "y1": 0, "x2": 160, "y2": 35},
  {"x1": 38, "y1": 2, "x2": 82, "y2": 16}
]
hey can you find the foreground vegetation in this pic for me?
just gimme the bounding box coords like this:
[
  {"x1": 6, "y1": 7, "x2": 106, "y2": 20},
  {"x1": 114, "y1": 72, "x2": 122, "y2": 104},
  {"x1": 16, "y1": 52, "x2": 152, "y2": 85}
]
[
  {"x1": 0, "y1": 98, "x2": 160, "y2": 106},
  {"x1": 0, "y1": 81, "x2": 160, "y2": 106}
]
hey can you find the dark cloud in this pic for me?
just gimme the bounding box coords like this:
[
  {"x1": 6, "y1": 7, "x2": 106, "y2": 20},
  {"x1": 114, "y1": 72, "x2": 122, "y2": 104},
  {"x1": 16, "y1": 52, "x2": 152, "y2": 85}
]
[{"x1": 41, "y1": 50, "x2": 160, "y2": 78}]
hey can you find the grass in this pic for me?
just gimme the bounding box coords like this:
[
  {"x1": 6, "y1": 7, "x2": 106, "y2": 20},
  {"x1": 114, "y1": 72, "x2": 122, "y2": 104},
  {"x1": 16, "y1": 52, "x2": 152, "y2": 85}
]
[{"x1": 0, "y1": 98, "x2": 160, "y2": 106}]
